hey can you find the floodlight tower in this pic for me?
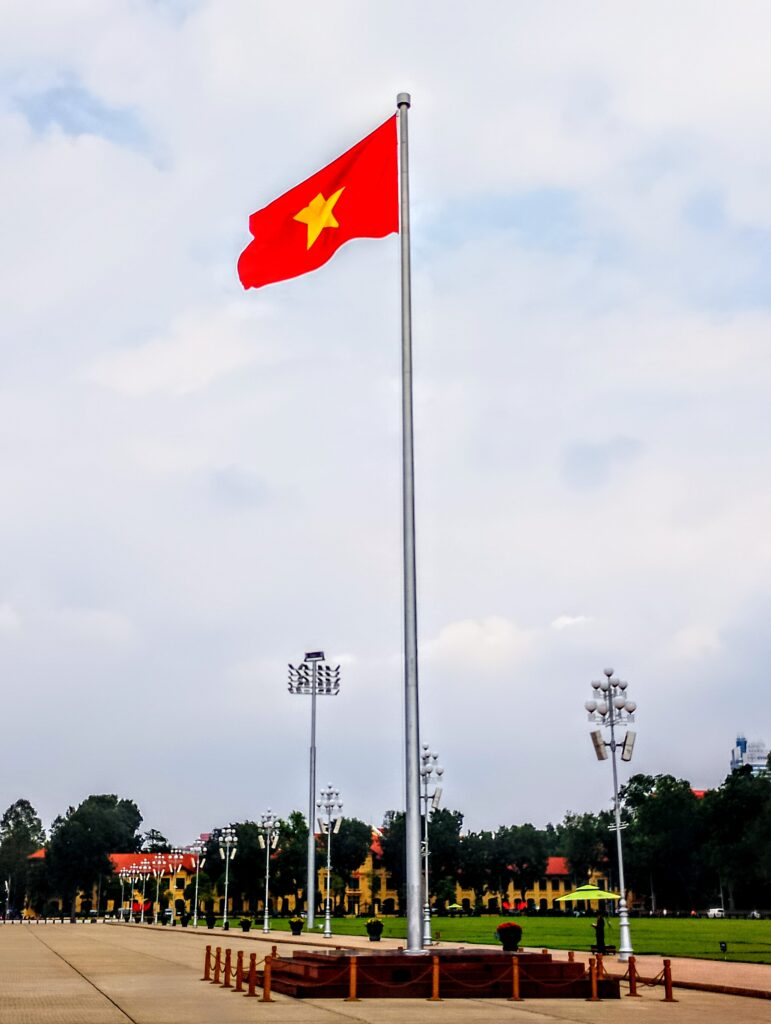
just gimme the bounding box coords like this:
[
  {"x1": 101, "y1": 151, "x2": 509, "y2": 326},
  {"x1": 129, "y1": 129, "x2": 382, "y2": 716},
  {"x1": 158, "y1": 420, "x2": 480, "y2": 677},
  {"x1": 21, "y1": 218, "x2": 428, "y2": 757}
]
[
  {"x1": 288, "y1": 650, "x2": 340, "y2": 928},
  {"x1": 584, "y1": 667, "x2": 638, "y2": 961}
]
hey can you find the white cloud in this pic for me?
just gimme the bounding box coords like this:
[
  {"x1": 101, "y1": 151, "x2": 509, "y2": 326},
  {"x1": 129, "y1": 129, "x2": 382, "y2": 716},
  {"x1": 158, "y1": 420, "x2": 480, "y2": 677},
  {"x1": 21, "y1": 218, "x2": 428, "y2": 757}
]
[
  {"x1": 88, "y1": 306, "x2": 271, "y2": 397},
  {"x1": 551, "y1": 615, "x2": 592, "y2": 631},
  {"x1": 0, "y1": 604, "x2": 22, "y2": 633},
  {"x1": 423, "y1": 617, "x2": 534, "y2": 669},
  {"x1": 668, "y1": 626, "x2": 722, "y2": 661}
]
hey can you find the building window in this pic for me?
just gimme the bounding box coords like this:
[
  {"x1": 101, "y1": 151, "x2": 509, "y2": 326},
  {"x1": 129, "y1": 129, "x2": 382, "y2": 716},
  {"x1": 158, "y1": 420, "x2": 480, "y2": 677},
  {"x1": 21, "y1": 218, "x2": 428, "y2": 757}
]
[
  {"x1": 551, "y1": 879, "x2": 560, "y2": 891},
  {"x1": 348, "y1": 878, "x2": 360, "y2": 891},
  {"x1": 175, "y1": 878, "x2": 185, "y2": 890}
]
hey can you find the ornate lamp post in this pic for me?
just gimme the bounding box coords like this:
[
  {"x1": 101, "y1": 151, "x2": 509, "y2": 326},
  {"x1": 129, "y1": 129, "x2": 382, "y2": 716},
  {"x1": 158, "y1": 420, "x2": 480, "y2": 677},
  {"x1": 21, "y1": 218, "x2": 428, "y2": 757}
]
[
  {"x1": 151, "y1": 853, "x2": 166, "y2": 925},
  {"x1": 137, "y1": 859, "x2": 152, "y2": 924},
  {"x1": 219, "y1": 826, "x2": 238, "y2": 930},
  {"x1": 125, "y1": 867, "x2": 140, "y2": 922},
  {"x1": 118, "y1": 869, "x2": 130, "y2": 921},
  {"x1": 167, "y1": 849, "x2": 185, "y2": 923},
  {"x1": 288, "y1": 651, "x2": 340, "y2": 928},
  {"x1": 585, "y1": 666, "x2": 638, "y2": 961},
  {"x1": 259, "y1": 809, "x2": 280, "y2": 934},
  {"x1": 317, "y1": 785, "x2": 343, "y2": 938},
  {"x1": 419, "y1": 745, "x2": 444, "y2": 947},
  {"x1": 190, "y1": 839, "x2": 205, "y2": 928}
]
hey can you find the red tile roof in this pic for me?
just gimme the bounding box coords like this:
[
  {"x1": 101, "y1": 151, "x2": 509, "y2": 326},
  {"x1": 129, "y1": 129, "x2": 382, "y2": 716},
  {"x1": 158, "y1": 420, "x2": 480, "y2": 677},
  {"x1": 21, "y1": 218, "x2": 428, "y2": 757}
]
[
  {"x1": 29, "y1": 850, "x2": 197, "y2": 872},
  {"x1": 546, "y1": 856, "x2": 569, "y2": 876}
]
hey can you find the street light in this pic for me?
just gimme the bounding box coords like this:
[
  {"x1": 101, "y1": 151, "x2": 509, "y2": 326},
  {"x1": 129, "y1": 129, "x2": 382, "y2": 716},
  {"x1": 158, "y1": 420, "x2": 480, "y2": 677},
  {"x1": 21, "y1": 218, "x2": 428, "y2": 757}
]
[
  {"x1": 288, "y1": 650, "x2": 340, "y2": 929},
  {"x1": 190, "y1": 839, "x2": 205, "y2": 928},
  {"x1": 167, "y1": 849, "x2": 185, "y2": 923},
  {"x1": 317, "y1": 785, "x2": 343, "y2": 938},
  {"x1": 259, "y1": 809, "x2": 280, "y2": 934},
  {"x1": 137, "y1": 859, "x2": 152, "y2": 924},
  {"x1": 419, "y1": 744, "x2": 444, "y2": 947},
  {"x1": 585, "y1": 666, "x2": 638, "y2": 961},
  {"x1": 219, "y1": 826, "x2": 238, "y2": 930},
  {"x1": 150, "y1": 853, "x2": 167, "y2": 925},
  {"x1": 118, "y1": 869, "x2": 130, "y2": 921}
]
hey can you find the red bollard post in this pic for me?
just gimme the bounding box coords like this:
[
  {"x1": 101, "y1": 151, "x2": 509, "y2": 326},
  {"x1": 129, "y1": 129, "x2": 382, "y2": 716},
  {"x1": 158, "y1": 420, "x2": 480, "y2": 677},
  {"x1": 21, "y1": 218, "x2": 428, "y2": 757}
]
[
  {"x1": 662, "y1": 959, "x2": 677, "y2": 1002},
  {"x1": 234, "y1": 951, "x2": 244, "y2": 993},
  {"x1": 261, "y1": 955, "x2": 275, "y2": 1002},
  {"x1": 568, "y1": 950, "x2": 575, "y2": 962},
  {"x1": 244, "y1": 953, "x2": 258, "y2": 997},
  {"x1": 212, "y1": 946, "x2": 222, "y2": 985},
  {"x1": 271, "y1": 944, "x2": 278, "y2": 959},
  {"x1": 627, "y1": 956, "x2": 640, "y2": 997},
  {"x1": 427, "y1": 955, "x2": 442, "y2": 1001},
  {"x1": 508, "y1": 956, "x2": 522, "y2": 1002},
  {"x1": 585, "y1": 957, "x2": 600, "y2": 1002},
  {"x1": 345, "y1": 956, "x2": 360, "y2": 1002},
  {"x1": 596, "y1": 953, "x2": 604, "y2": 978},
  {"x1": 222, "y1": 948, "x2": 232, "y2": 988},
  {"x1": 201, "y1": 944, "x2": 212, "y2": 981}
]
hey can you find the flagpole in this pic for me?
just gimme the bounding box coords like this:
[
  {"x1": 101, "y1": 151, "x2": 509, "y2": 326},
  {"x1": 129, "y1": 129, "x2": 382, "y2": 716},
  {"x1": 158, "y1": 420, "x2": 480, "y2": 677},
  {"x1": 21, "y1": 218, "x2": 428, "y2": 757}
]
[{"x1": 397, "y1": 91, "x2": 424, "y2": 954}]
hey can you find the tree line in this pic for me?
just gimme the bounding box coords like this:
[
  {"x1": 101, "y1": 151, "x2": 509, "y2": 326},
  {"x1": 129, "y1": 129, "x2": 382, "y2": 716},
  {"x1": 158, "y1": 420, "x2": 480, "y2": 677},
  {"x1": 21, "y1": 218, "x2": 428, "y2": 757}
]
[{"x1": 2, "y1": 765, "x2": 769, "y2": 917}]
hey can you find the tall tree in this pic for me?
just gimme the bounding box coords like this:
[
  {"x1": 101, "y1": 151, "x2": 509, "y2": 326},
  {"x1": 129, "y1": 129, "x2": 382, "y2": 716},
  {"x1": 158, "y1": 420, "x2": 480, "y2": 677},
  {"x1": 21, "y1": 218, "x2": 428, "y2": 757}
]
[
  {"x1": 379, "y1": 810, "x2": 406, "y2": 908},
  {"x1": 426, "y1": 809, "x2": 463, "y2": 900},
  {"x1": 0, "y1": 799, "x2": 45, "y2": 915},
  {"x1": 141, "y1": 829, "x2": 171, "y2": 853},
  {"x1": 700, "y1": 766, "x2": 771, "y2": 909},
  {"x1": 558, "y1": 812, "x2": 606, "y2": 884},
  {"x1": 495, "y1": 823, "x2": 548, "y2": 903},
  {"x1": 272, "y1": 812, "x2": 309, "y2": 909},
  {"x1": 46, "y1": 794, "x2": 143, "y2": 917},
  {"x1": 458, "y1": 830, "x2": 497, "y2": 906}
]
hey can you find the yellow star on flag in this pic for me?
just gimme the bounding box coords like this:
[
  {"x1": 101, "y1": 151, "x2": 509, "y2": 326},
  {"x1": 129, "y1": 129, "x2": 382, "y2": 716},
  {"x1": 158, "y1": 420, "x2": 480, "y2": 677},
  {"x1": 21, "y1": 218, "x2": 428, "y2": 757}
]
[{"x1": 293, "y1": 188, "x2": 345, "y2": 249}]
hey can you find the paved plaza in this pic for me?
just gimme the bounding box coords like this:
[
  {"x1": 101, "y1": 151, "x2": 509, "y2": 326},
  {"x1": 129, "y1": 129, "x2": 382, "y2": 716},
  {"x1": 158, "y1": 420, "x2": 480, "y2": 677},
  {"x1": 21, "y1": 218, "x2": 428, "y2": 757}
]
[{"x1": 1, "y1": 922, "x2": 769, "y2": 1024}]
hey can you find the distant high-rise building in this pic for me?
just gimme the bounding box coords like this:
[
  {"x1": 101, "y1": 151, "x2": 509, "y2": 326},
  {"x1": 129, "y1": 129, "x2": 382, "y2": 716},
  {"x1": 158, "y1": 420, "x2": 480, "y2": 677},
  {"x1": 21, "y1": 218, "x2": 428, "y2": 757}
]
[{"x1": 730, "y1": 735, "x2": 769, "y2": 775}]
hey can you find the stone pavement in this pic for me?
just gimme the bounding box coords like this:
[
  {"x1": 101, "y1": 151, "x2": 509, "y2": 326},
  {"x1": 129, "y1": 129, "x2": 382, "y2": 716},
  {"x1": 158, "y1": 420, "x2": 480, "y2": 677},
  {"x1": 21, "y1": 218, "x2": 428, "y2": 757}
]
[{"x1": 1, "y1": 921, "x2": 770, "y2": 1024}]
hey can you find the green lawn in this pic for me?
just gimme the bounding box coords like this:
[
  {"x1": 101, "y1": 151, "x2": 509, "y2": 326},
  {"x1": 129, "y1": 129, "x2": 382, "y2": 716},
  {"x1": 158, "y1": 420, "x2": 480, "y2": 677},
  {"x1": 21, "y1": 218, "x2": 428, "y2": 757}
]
[{"x1": 219, "y1": 915, "x2": 771, "y2": 964}]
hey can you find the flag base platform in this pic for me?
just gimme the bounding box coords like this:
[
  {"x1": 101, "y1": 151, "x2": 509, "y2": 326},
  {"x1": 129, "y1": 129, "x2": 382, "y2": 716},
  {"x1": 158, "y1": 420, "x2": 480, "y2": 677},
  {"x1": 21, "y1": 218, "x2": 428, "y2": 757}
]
[{"x1": 258, "y1": 948, "x2": 621, "y2": 999}]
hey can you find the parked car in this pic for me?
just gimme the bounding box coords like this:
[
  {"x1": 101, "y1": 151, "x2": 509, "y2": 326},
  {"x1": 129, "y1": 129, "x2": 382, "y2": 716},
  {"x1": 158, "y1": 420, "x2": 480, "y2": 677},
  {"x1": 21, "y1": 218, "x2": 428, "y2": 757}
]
[
  {"x1": 706, "y1": 908, "x2": 724, "y2": 918},
  {"x1": 747, "y1": 910, "x2": 760, "y2": 919}
]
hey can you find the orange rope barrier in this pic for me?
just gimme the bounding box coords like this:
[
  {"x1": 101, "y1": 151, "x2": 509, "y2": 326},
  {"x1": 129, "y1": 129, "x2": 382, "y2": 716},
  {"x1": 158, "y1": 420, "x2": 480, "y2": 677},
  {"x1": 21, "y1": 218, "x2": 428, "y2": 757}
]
[
  {"x1": 201, "y1": 944, "x2": 212, "y2": 982},
  {"x1": 244, "y1": 953, "x2": 259, "y2": 998},
  {"x1": 508, "y1": 956, "x2": 522, "y2": 1002},
  {"x1": 428, "y1": 955, "x2": 442, "y2": 1001},
  {"x1": 261, "y1": 955, "x2": 274, "y2": 1003},
  {"x1": 627, "y1": 956, "x2": 640, "y2": 998},
  {"x1": 586, "y1": 957, "x2": 600, "y2": 1002},
  {"x1": 345, "y1": 956, "x2": 360, "y2": 1002}
]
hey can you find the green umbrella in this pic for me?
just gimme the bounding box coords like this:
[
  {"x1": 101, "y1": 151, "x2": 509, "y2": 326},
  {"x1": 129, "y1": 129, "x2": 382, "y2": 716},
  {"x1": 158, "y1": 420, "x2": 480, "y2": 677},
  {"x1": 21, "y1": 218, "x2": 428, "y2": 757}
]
[{"x1": 556, "y1": 884, "x2": 620, "y2": 902}]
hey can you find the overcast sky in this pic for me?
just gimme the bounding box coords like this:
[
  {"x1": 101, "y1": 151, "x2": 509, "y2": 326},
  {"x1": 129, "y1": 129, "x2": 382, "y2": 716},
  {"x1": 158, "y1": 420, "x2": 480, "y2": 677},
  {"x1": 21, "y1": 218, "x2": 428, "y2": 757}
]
[{"x1": 2, "y1": 1, "x2": 770, "y2": 845}]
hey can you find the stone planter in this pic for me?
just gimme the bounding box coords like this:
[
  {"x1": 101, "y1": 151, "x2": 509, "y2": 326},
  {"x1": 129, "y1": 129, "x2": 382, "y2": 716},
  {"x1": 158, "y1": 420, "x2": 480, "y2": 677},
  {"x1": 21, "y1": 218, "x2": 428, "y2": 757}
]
[{"x1": 289, "y1": 921, "x2": 304, "y2": 936}]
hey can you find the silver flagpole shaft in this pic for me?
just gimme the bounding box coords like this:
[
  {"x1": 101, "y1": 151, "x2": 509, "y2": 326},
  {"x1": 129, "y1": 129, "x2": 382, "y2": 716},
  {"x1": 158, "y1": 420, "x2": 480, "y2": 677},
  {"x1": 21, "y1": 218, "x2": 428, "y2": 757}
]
[{"x1": 397, "y1": 91, "x2": 423, "y2": 954}]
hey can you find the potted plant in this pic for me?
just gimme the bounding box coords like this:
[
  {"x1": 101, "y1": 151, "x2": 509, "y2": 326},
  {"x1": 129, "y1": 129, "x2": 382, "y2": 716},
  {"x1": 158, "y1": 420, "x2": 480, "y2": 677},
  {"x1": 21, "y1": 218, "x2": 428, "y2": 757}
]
[
  {"x1": 365, "y1": 918, "x2": 383, "y2": 941},
  {"x1": 495, "y1": 921, "x2": 523, "y2": 951},
  {"x1": 180, "y1": 913, "x2": 190, "y2": 928},
  {"x1": 240, "y1": 915, "x2": 253, "y2": 933},
  {"x1": 205, "y1": 912, "x2": 216, "y2": 929},
  {"x1": 289, "y1": 916, "x2": 304, "y2": 936}
]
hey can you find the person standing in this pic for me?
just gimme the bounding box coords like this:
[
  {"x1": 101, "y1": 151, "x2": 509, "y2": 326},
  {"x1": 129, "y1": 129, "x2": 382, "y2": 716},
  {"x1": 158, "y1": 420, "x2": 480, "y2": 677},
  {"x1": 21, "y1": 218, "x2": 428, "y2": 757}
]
[{"x1": 592, "y1": 911, "x2": 608, "y2": 953}]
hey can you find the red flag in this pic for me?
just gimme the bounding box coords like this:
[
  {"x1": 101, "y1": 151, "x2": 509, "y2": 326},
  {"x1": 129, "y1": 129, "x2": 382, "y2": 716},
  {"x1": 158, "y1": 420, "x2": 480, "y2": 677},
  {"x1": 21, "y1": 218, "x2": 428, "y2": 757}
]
[{"x1": 237, "y1": 116, "x2": 398, "y2": 290}]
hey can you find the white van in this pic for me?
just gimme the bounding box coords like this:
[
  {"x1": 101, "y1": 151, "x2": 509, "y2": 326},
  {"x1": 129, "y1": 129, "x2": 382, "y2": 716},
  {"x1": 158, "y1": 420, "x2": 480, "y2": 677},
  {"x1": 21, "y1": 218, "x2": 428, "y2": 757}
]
[{"x1": 706, "y1": 908, "x2": 724, "y2": 918}]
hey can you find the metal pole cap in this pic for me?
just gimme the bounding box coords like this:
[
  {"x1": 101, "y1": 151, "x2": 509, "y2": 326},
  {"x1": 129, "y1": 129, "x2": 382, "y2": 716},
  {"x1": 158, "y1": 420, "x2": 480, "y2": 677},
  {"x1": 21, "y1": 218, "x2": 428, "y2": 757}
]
[{"x1": 397, "y1": 92, "x2": 411, "y2": 108}]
